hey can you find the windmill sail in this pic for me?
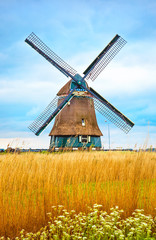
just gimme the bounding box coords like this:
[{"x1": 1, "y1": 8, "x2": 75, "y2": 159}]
[
  {"x1": 81, "y1": 86, "x2": 134, "y2": 134},
  {"x1": 93, "y1": 97, "x2": 133, "y2": 133},
  {"x1": 29, "y1": 87, "x2": 76, "y2": 136},
  {"x1": 25, "y1": 32, "x2": 77, "y2": 79},
  {"x1": 29, "y1": 95, "x2": 59, "y2": 135},
  {"x1": 83, "y1": 35, "x2": 127, "y2": 81},
  {"x1": 91, "y1": 87, "x2": 134, "y2": 133}
]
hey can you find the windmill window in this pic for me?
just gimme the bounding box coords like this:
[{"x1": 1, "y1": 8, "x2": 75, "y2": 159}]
[
  {"x1": 82, "y1": 135, "x2": 88, "y2": 143},
  {"x1": 82, "y1": 119, "x2": 85, "y2": 126},
  {"x1": 79, "y1": 135, "x2": 82, "y2": 142}
]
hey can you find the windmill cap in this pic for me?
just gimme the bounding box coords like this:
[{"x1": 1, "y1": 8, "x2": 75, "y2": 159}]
[{"x1": 57, "y1": 79, "x2": 89, "y2": 96}]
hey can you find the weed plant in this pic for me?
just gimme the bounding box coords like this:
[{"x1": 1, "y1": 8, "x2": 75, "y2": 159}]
[{"x1": 1, "y1": 204, "x2": 155, "y2": 239}]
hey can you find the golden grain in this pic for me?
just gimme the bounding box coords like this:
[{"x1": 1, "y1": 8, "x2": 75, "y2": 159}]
[{"x1": 0, "y1": 151, "x2": 155, "y2": 238}]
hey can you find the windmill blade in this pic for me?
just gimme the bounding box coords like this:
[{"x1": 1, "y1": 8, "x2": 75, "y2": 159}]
[
  {"x1": 81, "y1": 85, "x2": 134, "y2": 133},
  {"x1": 29, "y1": 86, "x2": 77, "y2": 136},
  {"x1": 90, "y1": 87, "x2": 134, "y2": 133},
  {"x1": 83, "y1": 34, "x2": 127, "y2": 81},
  {"x1": 25, "y1": 32, "x2": 77, "y2": 79},
  {"x1": 28, "y1": 95, "x2": 59, "y2": 136}
]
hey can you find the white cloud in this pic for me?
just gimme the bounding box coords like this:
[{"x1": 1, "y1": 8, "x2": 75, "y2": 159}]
[
  {"x1": 92, "y1": 63, "x2": 156, "y2": 97},
  {"x1": 0, "y1": 64, "x2": 65, "y2": 105},
  {"x1": 26, "y1": 106, "x2": 40, "y2": 117}
]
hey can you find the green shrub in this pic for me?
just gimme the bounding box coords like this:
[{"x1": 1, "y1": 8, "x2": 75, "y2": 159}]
[{"x1": 3, "y1": 205, "x2": 155, "y2": 240}]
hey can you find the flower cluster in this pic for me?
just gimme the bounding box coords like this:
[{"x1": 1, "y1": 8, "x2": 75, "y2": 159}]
[{"x1": 1, "y1": 205, "x2": 155, "y2": 240}]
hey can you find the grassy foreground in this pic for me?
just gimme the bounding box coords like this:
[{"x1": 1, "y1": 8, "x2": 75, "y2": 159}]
[{"x1": 0, "y1": 151, "x2": 155, "y2": 238}]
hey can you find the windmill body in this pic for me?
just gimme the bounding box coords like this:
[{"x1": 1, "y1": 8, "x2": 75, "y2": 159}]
[
  {"x1": 25, "y1": 33, "x2": 134, "y2": 150},
  {"x1": 49, "y1": 79, "x2": 102, "y2": 148}
]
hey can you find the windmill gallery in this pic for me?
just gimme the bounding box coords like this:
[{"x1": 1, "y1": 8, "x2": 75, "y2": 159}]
[{"x1": 25, "y1": 33, "x2": 134, "y2": 150}]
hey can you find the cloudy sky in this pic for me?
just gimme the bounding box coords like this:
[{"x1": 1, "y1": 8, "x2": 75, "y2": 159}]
[{"x1": 0, "y1": 0, "x2": 156, "y2": 149}]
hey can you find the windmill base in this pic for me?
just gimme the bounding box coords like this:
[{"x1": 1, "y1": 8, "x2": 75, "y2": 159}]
[{"x1": 50, "y1": 135, "x2": 102, "y2": 149}]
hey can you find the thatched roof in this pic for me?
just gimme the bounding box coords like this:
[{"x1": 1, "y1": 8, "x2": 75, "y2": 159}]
[
  {"x1": 49, "y1": 80, "x2": 102, "y2": 136},
  {"x1": 57, "y1": 80, "x2": 71, "y2": 96}
]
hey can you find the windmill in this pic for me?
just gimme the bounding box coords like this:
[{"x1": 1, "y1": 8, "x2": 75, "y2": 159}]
[{"x1": 25, "y1": 33, "x2": 134, "y2": 150}]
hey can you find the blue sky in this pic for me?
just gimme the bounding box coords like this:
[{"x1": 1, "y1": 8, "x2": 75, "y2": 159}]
[{"x1": 0, "y1": 0, "x2": 156, "y2": 149}]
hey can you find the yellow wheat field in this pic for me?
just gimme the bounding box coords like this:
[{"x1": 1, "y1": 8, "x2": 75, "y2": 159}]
[{"x1": 0, "y1": 151, "x2": 155, "y2": 238}]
